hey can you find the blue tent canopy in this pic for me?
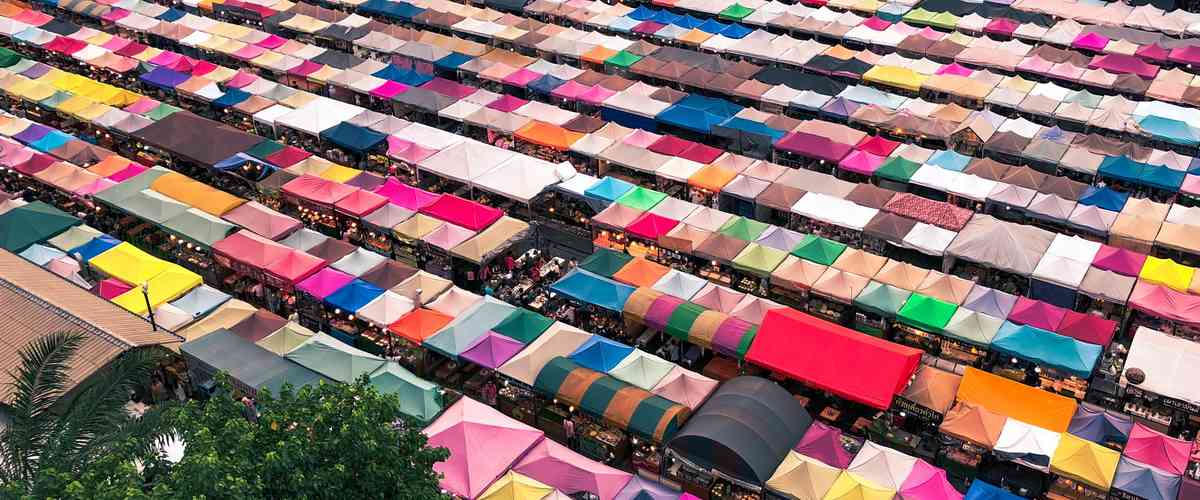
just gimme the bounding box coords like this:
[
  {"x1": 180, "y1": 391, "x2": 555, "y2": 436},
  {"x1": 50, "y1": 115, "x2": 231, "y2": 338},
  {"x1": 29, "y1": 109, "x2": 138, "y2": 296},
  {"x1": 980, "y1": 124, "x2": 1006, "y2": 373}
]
[
  {"x1": 720, "y1": 23, "x2": 753, "y2": 39},
  {"x1": 1139, "y1": 116, "x2": 1200, "y2": 146},
  {"x1": 434, "y1": 52, "x2": 473, "y2": 71},
  {"x1": 714, "y1": 117, "x2": 786, "y2": 141},
  {"x1": 70, "y1": 234, "x2": 120, "y2": 262},
  {"x1": 213, "y1": 153, "x2": 276, "y2": 180},
  {"x1": 212, "y1": 88, "x2": 251, "y2": 108},
  {"x1": 1113, "y1": 457, "x2": 1181, "y2": 500},
  {"x1": 30, "y1": 131, "x2": 74, "y2": 152},
  {"x1": 1137, "y1": 164, "x2": 1185, "y2": 192},
  {"x1": 697, "y1": 18, "x2": 729, "y2": 33},
  {"x1": 569, "y1": 336, "x2": 634, "y2": 373},
  {"x1": 324, "y1": 279, "x2": 384, "y2": 313},
  {"x1": 139, "y1": 67, "x2": 190, "y2": 90},
  {"x1": 1068, "y1": 404, "x2": 1132, "y2": 445},
  {"x1": 550, "y1": 269, "x2": 636, "y2": 312},
  {"x1": 650, "y1": 10, "x2": 681, "y2": 24},
  {"x1": 676, "y1": 94, "x2": 743, "y2": 118},
  {"x1": 627, "y1": 5, "x2": 657, "y2": 20},
  {"x1": 372, "y1": 65, "x2": 433, "y2": 86},
  {"x1": 672, "y1": 15, "x2": 705, "y2": 28},
  {"x1": 965, "y1": 481, "x2": 1023, "y2": 500},
  {"x1": 657, "y1": 105, "x2": 727, "y2": 134},
  {"x1": 991, "y1": 321, "x2": 1101, "y2": 377},
  {"x1": 584, "y1": 176, "x2": 634, "y2": 203},
  {"x1": 157, "y1": 8, "x2": 185, "y2": 21},
  {"x1": 527, "y1": 75, "x2": 566, "y2": 95},
  {"x1": 927, "y1": 150, "x2": 972, "y2": 171},
  {"x1": 319, "y1": 122, "x2": 387, "y2": 153},
  {"x1": 1078, "y1": 186, "x2": 1129, "y2": 212}
]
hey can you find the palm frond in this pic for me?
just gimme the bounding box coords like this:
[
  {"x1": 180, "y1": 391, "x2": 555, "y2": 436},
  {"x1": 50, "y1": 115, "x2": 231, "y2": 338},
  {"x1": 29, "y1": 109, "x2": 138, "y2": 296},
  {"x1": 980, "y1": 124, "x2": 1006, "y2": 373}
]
[
  {"x1": 46, "y1": 347, "x2": 167, "y2": 472},
  {"x1": 1, "y1": 332, "x2": 85, "y2": 481}
]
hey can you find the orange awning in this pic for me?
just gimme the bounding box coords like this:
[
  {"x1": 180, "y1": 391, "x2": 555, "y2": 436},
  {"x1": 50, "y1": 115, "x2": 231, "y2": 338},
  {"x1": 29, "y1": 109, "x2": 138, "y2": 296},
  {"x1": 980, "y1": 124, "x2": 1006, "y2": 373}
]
[
  {"x1": 688, "y1": 164, "x2": 737, "y2": 192},
  {"x1": 150, "y1": 172, "x2": 245, "y2": 216},
  {"x1": 612, "y1": 257, "x2": 670, "y2": 287},
  {"x1": 515, "y1": 121, "x2": 584, "y2": 151},
  {"x1": 388, "y1": 308, "x2": 452, "y2": 343},
  {"x1": 956, "y1": 367, "x2": 1076, "y2": 432}
]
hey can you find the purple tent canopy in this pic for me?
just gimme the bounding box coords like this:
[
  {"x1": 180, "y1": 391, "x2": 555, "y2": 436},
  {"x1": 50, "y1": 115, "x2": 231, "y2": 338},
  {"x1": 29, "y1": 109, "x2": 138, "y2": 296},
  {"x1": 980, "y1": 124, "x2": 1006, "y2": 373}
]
[
  {"x1": 614, "y1": 476, "x2": 679, "y2": 500},
  {"x1": 296, "y1": 267, "x2": 355, "y2": 299},
  {"x1": 793, "y1": 421, "x2": 853, "y2": 468},
  {"x1": 775, "y1": 132, "x2": 854, "y2": 163},
  {"x1": 459, "y1": 331, "x2": 524, "y2": 369},
  {"x1": 1068, "y1": 403, "x2": 1132, "y2": 444},
  {"x1": 140, "y1": 67, "x2": 191, "y2": 88},
  {"x1": 12, "y1": 124, "x2": 52, "y2": 144},
  {"x1": 820, "y1": 97, "x2": 861, "y2": 119}
]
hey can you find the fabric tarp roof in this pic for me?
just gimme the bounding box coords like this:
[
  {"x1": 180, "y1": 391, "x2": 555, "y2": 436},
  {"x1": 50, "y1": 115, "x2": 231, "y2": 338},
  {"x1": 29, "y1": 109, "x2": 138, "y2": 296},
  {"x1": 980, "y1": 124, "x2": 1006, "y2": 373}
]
[
  {"x1": 552, "y1": 269, "x2": 636, "y2": 312},
  {"x1": 534, "y1": 357, "x2": 688, "y2": 442},
  {"x1": 422, "y1": 398, "x2": 545, "y2": 499},
  {"x1": 424, "y1": 296, "x2": 516, "y2": 359},
  {"x1": 956, "y1": 367, "x2": 1076, "y2": 432},
  {"x1": 132, "y1": 112, "x2": 262, "y2": 166},
  {"x1": 1120, "y1": 326, "x2": 1200, "y2": 411},
  {"x1": 1050, "y1": 433, "x2": 1119, "y2": 491},
  {"x1": 668, "y1": 376, "x2": 811, "y2": 486},
  {"x1": 1112, "y1": 457, "x2": 1181, "y2": 500},
  {"x1": 511, "y1": 439, "x2": 633, "y2": 500},
  {"x1": 285, "y1": 332, "x2": 383, "y2": 383},
  {"x1": 991, "y1": 321, "x2": 1101, "y2": 377},
  {"x1": 766, "y1": 450, "x2": 840, "y2": 500},
  {"x1": 748, "y1": 308, "x2": 921, "y2": 409},
  {"x1": 499, "y1": 322, "x2": 593, "y2": 386}
]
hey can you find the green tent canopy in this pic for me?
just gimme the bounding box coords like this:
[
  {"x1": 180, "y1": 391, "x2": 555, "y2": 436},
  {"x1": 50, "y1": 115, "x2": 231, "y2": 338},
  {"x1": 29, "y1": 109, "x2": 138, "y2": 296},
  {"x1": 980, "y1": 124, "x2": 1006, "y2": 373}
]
[
  {"x1": 492, "y1": 309, "x2": 555, "y2": 344},
  {"x1": 615, "y1": 186, "x2": 668, "y2": 211},
  {"x1": 244, "y1": 139, "x2": 286, "y2": 160},
  {"x1": 718, "y1": 216, "x2": 769, "y2": 242},
  {"x1": 664, "y1": 302, "x2": 706, "y2": 341},
  {"x1": 0, "y1": 47, "x2": 22, "y2": 68},
  {"x1": 369, "y1": 362, "x2": 443, "y2": 423},
  {"x1": 718, "y1": 3, "x2": 754, "y2": 20},
  {"x1": 533, "y1": 357, "x2": 687, "y2": 441},
  {"x1": 901, "y1": 8, "x2": 936, "y2": 25},
  {"x1": 579, "y1": 248, "x2": 633, "y2": 277},
  {"x1": 0, "y1": 201, "x2": 81, "y2": 252},
  {"x1": 143, "y1": 103, "x2": 182, "y2": 121},
  {"x1": 928, "y1": 11, "x2": 962, "y2": 30},
  {"x1": 605, "y1": 51, "x2": 643, "y2": 68},
  {"x1": 875, "y1": 157, "x2": 922, "y2": 183},
  {"x1": 731, "y1": 243, "x2": 788, "y2": 277},
  {"x1": 854, "y1": 281, "x2": 912, "y2": 317},
  {"x1": 897, "y1": 294, "x2": 957, "y2": 333},
  {"x1": 790, "y1": 234, "x2": 846, "y2": 265},
  {"x1": 161, "y1": 208, "x2": 238, "y2": 248}
]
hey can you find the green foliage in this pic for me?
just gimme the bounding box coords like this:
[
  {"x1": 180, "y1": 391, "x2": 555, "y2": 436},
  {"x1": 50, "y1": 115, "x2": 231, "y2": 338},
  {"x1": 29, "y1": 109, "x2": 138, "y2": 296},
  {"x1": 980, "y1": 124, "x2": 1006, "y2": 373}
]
[{"x1": 148, "y1": 376, "x2": 450, "y2": 500}]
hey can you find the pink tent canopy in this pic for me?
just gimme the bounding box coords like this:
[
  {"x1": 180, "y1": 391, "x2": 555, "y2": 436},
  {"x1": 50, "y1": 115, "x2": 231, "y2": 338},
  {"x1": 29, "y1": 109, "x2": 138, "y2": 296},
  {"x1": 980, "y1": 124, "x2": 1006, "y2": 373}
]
[
  {"x1": 1055, "y1": 310, "x2": 1116, "y2": 346},
  {"x1": 374, "y1": 178, "x2": 439, "y2": 210},
  {"x1": 1123, "y1": 423, "x2": 1191, "y2": 475},
  {"x1": 224, "y1": 71, "x2": 258, "y2": 88},
  {"x1": 124, "y1": 97, "x2": 161, "y2": 114},
  {"x1": 421, "y1": 77, "x2": 477, "y2": 99},
  {"x1": 680, "y1": 142, "x2": 722, "y2": 164},
  {"x1": 1072, "y1": 32, "x2": 1110, "y2": 52},
  {"x1": 1006, "y1": 297, "x2": 1067, "y2": 331},
  {"x1": 899, "y1": 460, "x2": 963, "y2": 500},
  {"x1": 862, "y1": 16, "x2": 890, "y2": 30},
  {"x1": 422, "y1": 223, "x2": 476, "y2": 250},
  {"x1": 1091, "y1": 245, "x2": 1147, "y2": 276},
  {"x1": 75, "y1": 178, "x2": 117, "y2": 196},
  {"x1": 1183, "y1": 174, "x2": 1200, "y2": 196},
  {"x1": 460, "y1": 331, "x2": 525, "y2": 369},
  {"x1": 221, "y1": 201, "x2": 302, "y2": 241},
  {"x1": 625, "y1": 213, "x2": 680, "y2": 240},
  {"x1": 578, "y1": 85, "x2": 617, "y2": 105},
  {"x1": 793, "y1": 421, "x2": 853, "y2": 468},
  {"x1": 264, "y1": 249, "x2": 326, "y2": 285},
  {"x1": 691, "y1": 283, "x2": 745, "y2": 313},
  {"x1": 212, "y1": 230, "x2": 292, "y2": 271},
  {"x1": 487, "y1": 95, "x2": 528, "y2": 112},
  {"x1": 296, "y1": 267, "x2": 355, "y2": 299},
  {"x1": 419, "y1": 194, "x2": 503, "y2": 231},
  {"x1": 1168, "y1": 45, "x2": 1200, "y2": 66},
  {"x1": 839, "y1": 150, "x2": 885, "y2": 175},
  {"x1": 98, "y1": 278, "x2": 133, "y2": 299},
  {"x1": 287, "y1": 60, "x2": 323, "y2": 77},
  {"x1": 1128, "y1": 281, "x2": 1200, "y2": 327},
  {"x1": 857, "y1": 135, "x2": 900, "y2": 156},
  {"x1": 334, "y1": 189, "x2": 388, "y2": 217},
  {"x1": 1136, "y1": 43, "x2": 1169, "y2": 62},
  {"x1": 513, "y1": 439, "x2": 633, "y2": 500},
  {"x1": 386, "y1": 137, "x2": 438, "y2": 164},
  {"x1": 256, "y1": 34, "x2": 287, "y2": 49},
  {"x1": 370, "y1": 81, "x2": 410, "y2": 99},
  {"x1": 503, "y1": 68, "x2": 543, "y2": 87},
  {"x1": 651, "y1": 365, "x2": 717, "y2": 410},
  {"x1": 233, "y1": 44, "x2": 267, "y2": 61},
  {"x1": 984, "y1": 17, "x2": 1018, "y2": 37},
  {"x1": 551, "y1": 80, "x2": 590, "y2": 100},
  {"x1": 649, "y1": 135, "x2": 697, "y2": 157},
  {"x1": 1089, "y1": 53, "x2": 1159, "y2": 79},
  {"x1": 623, "y1": 129, "x2": 663, "y2": 148},
  {"x1": 423, "y1": 398, "x2": 545, "y2": 499},
  {"x1": 282, "y1": 175, "x2": 357, "y2": 206}
]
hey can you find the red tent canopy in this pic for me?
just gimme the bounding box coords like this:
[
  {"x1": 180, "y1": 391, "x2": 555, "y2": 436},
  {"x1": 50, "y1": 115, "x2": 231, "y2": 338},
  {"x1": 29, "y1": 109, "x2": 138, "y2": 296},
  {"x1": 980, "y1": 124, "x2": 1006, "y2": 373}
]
[
  {"x1": 212, "y1": 230, "x2": 292, "y2": 271},
  {"x1": 1055, "y1": 310, "x2": 1116, "y2": 347},
  {"x1": 625, "y1": 213, "x2": 680, "y2": 240},
  {"x1": 747, "y1": 308, "x2": 921, "y2": 409},
  {"x1": 420, "y1": 194, "x2": 503, "y2": 231},
  {"x1": 334, "y1": 189, "x2": 388, "y2": 217}
]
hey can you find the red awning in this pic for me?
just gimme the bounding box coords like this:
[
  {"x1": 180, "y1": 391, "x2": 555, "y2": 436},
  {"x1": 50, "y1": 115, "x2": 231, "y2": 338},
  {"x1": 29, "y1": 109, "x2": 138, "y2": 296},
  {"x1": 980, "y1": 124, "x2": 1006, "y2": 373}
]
[{"x1": 747, "y1": 308, "x2": 922, "y2": 409}]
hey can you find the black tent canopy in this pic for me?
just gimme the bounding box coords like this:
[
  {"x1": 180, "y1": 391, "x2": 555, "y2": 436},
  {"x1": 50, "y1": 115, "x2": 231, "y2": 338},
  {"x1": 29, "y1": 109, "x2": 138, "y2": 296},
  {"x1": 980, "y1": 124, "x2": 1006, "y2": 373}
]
[
  {"x1": 132, "y1": 113, "x2": 263, "y2": 166},
  {"x1": 667, "y1": 377, "x2": 812, "y2": 486}
]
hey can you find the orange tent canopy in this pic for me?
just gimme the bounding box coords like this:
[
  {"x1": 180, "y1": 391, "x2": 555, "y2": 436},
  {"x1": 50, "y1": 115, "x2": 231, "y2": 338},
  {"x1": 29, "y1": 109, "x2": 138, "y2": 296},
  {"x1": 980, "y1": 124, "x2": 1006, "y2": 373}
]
[
  {"x1": 612, "y1": 257, "x2": 670, "y2": 287},
  {"x1": 515, "y1": 121, "x2": 584, "y2": 151},
  {"x1": 956, "y1": 367, "x2": 1076, "y2": 432},
  {"x1": 581, "y1": 46, "x2": 619, "y2": 65},
  {"x1": 151, "y1": 173, "x2": 245, "y2": 216},
  {"x1": 87, "y1": 155, "x2": 134, "y2": 177},
  {"x1": 388, "y1": 308, "x2": 453, "y2": 343},
  {"x1": 688, "y1": 164, "x2": 737, "y2": 192}
]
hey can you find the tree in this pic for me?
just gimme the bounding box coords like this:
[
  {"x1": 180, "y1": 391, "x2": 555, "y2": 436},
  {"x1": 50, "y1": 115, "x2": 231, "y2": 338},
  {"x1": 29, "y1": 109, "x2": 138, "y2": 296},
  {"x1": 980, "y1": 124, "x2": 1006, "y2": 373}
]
[
  {"x1": 148, "y1": 377, "x2": 450, "y2": 500},
  {"x1": 0, "y1": 332, "x2": 171, "y2": 498}
]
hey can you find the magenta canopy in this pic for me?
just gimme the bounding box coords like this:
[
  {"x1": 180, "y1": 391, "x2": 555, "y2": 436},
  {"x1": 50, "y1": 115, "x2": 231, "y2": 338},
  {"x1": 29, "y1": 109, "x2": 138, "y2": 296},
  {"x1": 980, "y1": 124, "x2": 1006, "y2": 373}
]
[
  {"x1": 625, "y1": 213, "x2": 680, "y2": 240},
  {"x1": 793, "y1": 421, "x2": 853, "y2": 468},
  {"x1": 1006, "y1": 296, "x2": 1067, "y2": 331},
  {"x1": 578, "y1": 85, "x2": 617, "y2": 105},
  {"x1": 502, "y1": 68, "x2": 543, "y2": 87},
  {"x1": 386, "y1": 137, "x2": 437, "y2": 164},
  {"x1": 370, "y1": 80, "x2": 410, "y2": 99},
  {"x1": 423, "y1": 398, "x2": 545, "y2": 499},
  {"x1": 460, "y1": 331, "x2": 525, "y2": 369},
  {"x1": 513, "y1": 439, "x2": 634, "y2": 500},
  {"x1": 264, "y1": 249, "x2": 326, "y2": 285},
  {"x1": 1088, "y1": 53, "x2": 1160, "y2": 80},
  {"x1": 1091, "y1": 244, "x2": 1147, "y2": 276},
  {"x1": 419, "y1": 194, "x2": 503, "y2": 231},
  {"x1": 296, "y1": 267, "x2": 355, "y2": 299},
  {"x1": 984, "y1": 17, "x2": 1018, "y2": 36},
  {"x1": 374, "y1": 178, "x2": 439, "y2": 210},
  {"x1": 98, "y1": 278, "x2": 133, "y2": 299},
  {"x1": 552, "y1": 80, "x2": 590, "y2": 100},
  {"x1": 1124, "y1": 423, "x2": 1191, "y2": 475},
  {"x1": 775, "y1": 132, "x2": 854, "y2": 163},
  {"x1": 839, "y1": 150, "x2": 885, "y2": 175},
  {"x1": 1168, "y1": 45, "x2": 1200, "y2": 66},
  {"x1": 487, "y1": 95, "x2": 529, "y2": 112},
  {"x1": 256, "y1": 34, "x2": 287, "y2": 49},
  {"x1": 421, "y1": 77, "x2": 477, "y2": 99},
  {"x1": 1055, "y1": 310, "x2": 1116, "y2": 347},
  {"x1": 899, "y1": 460, "x2": 963, "y2": 500},
  {"x1": 334, "y1": 189, "x2": 388, "y2": 217},
  {"x1": 1072, "y1": 32, "x2": 1110, "y2": 52},
  {"x1": 936, "y1": 63, "x2": 973, "y2": 77}
]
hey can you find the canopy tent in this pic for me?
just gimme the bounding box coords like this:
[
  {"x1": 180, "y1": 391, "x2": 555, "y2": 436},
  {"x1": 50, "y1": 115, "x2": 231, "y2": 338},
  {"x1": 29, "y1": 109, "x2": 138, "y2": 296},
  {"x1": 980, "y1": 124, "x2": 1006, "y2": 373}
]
[
  {"x1": 1112, "y1": 458, "x2": 1181, "y2": 500},
  {"x1": 111, "y1": 264, "x2": 202, "y2": 315},
  {"x1": 846, "y1": 441, "x2": 917, "y2": 491},
  {"x1": 569, "y1": 336, "x2": 635, "y2": 373},
  {"x1": 579, "y1": 248, "x2": 633, "y2": 277},
  {"x1": 897, "y1": 294, "x2": 957, "y2": 333},
  {"x1": 388, "y1": 308, "x2": 453, "y2": 344},
  {"x1": 608, "y1": 349, "x2": 675, "y2": 391},
  {"x1": 651, "y1": 365, "x2": 717, "y2": 410},
  {"x1": 551, "y1": 269, "x2": 636, "y2": 312},
  {"x1": 899, "y1": 365, "x2": 961, "y2": 416},
  {"x1": 956, "y1": 367, "x2": 1076, "y2": 432},
  {"x1": 1068, "y1": 403, "x2": 1132, "y2": 446},
  {"x1": 748, "y1": 308, "x2": 921, "y2": 409},
  {"x1": 990, "y1": 321, "x2": 1101, "y2": 377},
  {"x1": 766, "y1": 450, "x2": 841, "y2": 500},
  {"x1": 132, "y1": 112, "x2": 262, "y2": 166},
  {"x1": 492, "y1": 309, "x2": 555, "y2": 344},
  {"x1": 1124, "y1": 423, "x2": 1191, "y2": 475},
  {"x1": 668, "y1": 376, "x2": 811, "y2": 486},
  {"x1": 512, "y1": 439, "x2": 633, "y2": 500},
  {"x1": 534, "y1": 357, "x2": 688, "y2": 442},
  {"x1": 1050, "y1": 433, "x2": 1119, "y2": 491},
  {"x1": 946, "y1": 215, "x2": 1054, "y2": 277},
  {"x1": 613, "y1": 476, "x2": 679, "y2": 500},
  {"x1": 285, "y1": 332, "x2": 384, "y2": 383},
  {"x1": 939, "y1": 402, "x2": 1006, "y2": 449},
  {"x1": 423, "y1": 398, "x2": 545, "y2": 499},
  {"x1": 181, "y1": 330, "x2": 328, "y2": 397},
  {"x1": 477, "y1": 471, "x2": 554, "y2": 500},
  {"x1": 995, "y1": 419, "x2": 1062, "y2": 470},
  {"x1": 822, "y1": 472, "x2": 895, "y2": 500},
  {"x1": 256, "y1": 322, "x2": 314, "y2": 356},
  {"x1": 899, "y1": 460, "x2": 962, "y2": 500},
  {"x1": 499, "y1": 322, "x2": 593, "y2": 386},
  {"x1": 0, "y1": 201, "x2": 80, "y2": 252},
  {"x1": 424, "y1": 296, "x2": 517, "y2": 360},
  {"x1": 963, "y1": 481, "x2": 1022, "y2": 500}
]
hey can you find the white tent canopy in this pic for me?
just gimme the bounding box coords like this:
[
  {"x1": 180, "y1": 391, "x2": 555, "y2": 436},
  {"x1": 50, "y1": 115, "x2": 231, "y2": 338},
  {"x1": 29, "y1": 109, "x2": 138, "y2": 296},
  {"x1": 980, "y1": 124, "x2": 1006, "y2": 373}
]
[
  {"x1": 652, "y1": 270, "x2": 708, "y2": 301},
  {"x1": 1121, "y1": 327, "x2": 1200, "y2": 406},
  {"x1": 275, "y1": 97, "x2": 364, "y2": 135},
  {"x1": 994, "y1": 419, "x2": 1061, "y2": 472},
  {"x1": 845, "y1": 441, "x2": 917, "y2": 490},
  {"x1": 472, "y1": 156, "x2": 561, "y2": 203}
]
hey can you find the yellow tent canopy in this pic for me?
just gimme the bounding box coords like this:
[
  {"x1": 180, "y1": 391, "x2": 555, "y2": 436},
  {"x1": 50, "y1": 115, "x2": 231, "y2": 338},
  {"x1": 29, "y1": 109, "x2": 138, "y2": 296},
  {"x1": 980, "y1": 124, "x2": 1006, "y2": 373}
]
[
  {"x1": 15, "y1": 81, "x2": 57, "y2": 101},
  {"x1": 89, "y1": 242, "x2": 170, "y2": 286},
  {"x1": 1049, "y1": 433, "x2": 1119, "y2": 491},
  {"x1": 110, "y1": 264, "x2": 203, "y2": 315},
  {"x1": 821, "y1": 472, "x2": 895, "y2": 500},
  {"x1": 1138, "y1": 256, "x2": 1194, "y2": 292},
  {"x1": 477, "y1": 471, "x2": 554, "y2": 500},
  {"x1": 176, "y1": 299, "x2": 256, "y2": 342},
  {"x1": 317, "y1": 163, "x2": 362, "y2": 184},
  {"x1": 767, "y1": 451, "x2": 842, "y2": 500},
  {"x1": 55, "y1": 95, "x2": 96, "y2": 116},
  {"x1": 150, "y1": 173, "x2": 245, "y2": 217},
  {"x1": 862, "y1": 66, "x2": 928, "y2": 93}
]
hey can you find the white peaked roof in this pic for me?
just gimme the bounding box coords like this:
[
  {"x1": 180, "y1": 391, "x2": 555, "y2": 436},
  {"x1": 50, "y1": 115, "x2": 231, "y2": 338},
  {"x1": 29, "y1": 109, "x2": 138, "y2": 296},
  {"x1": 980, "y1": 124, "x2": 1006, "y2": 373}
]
[
  {"x1": 652, "y1": 270, "x2": 708, "y2": 301},
  {"x1": 648, "y1": 197, "x2": 700, "y2": 221},
  {"x1": 472, "y1": 155, "x2": 560, "y2": 203},
  {"x1": 845, "y1": 441, "x2": 918, "y2": 490},
  {"x1": 418, "y1": 140, "x2": 516, "y2": 183},
  {"x1": 1043, "y1": 234, "x2": 1103, "y2": 263},
  {"x1": 356, "y1": 291, "x2": 415, "y2": 326},
  {"x1": 995, "y1": 419, "x2": 1061, "y2": 471},
  {"x1": 394, "y1": 122, "x2": 464, "y2": 150},
  {"x1": 1122, "y1": 327, "x2": 1200, "y2": 406},
  {"x1": 428, "y1": 286, "x2": 483, "y2": 317},
  {"x1": 332, "y1": 247, "x2": 387, "y2": 277},
  {"x1": 1032, "y1": 254, "x2": 1091, "y2": 288},
  {"x1": 499, "y1": 322, "x2": 593, "y2": 385},
  {"x1": 275, "y1": 97, "x2": 364, "y2": 135},
  {"x1": 608, "y1": 350, "x2": 675, "y2": 390},
  {"x1": 651, "y1": 365, "x2": 718, "y2": 409},
  {"x1": 902, "y1": 223, "x2": 957, "y2": 257},
  {"x1": 683, "y1": 207, "x2": 735, "y2": 232}
]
